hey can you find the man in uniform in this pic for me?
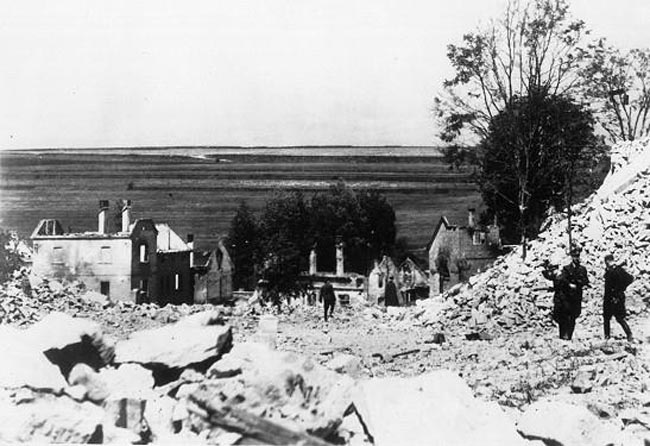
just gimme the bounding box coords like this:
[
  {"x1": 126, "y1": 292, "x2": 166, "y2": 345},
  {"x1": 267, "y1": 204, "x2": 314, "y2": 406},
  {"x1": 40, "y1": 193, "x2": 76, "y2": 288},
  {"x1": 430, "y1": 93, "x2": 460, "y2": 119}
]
[
  {"x1": 560, "y1": 246, "x2": 589, "y2": 340},
  {"x1": 603, "y1": 253, "x2": 634, "y2": 341}
]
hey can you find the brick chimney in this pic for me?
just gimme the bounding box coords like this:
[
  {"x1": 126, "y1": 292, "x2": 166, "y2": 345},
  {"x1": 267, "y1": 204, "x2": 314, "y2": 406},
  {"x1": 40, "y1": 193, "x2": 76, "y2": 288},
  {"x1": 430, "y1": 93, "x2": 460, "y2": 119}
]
[
  {"x1": 98, "y1": 200, "x2": 109, "y2": 234},
  {"x1": 335, "y1": 237, "x2": 344, "y2": 276},
  {"x1": 187, "y1": 233, "x2": 194, "y2": 267},
  {"x1": 309, "y1": 246, "x2": 317, "y2": 275},
  {"x1": 468, "y1": 208, "x2": 476, "y2": 228},
  {"x1": 121, "y1": 200, "x2": 132, "y2": 232}
]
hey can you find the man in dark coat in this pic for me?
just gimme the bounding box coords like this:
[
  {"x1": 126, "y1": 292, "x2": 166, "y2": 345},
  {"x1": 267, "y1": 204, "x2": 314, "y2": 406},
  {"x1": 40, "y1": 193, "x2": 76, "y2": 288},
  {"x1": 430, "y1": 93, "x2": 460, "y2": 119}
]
[
  {"x1": 384, "y1": 276, "x2": 399, "y2": 307},
  {"x1": 319, "y1": 279, "x2": 336, "y2": 322},
  {"x1": 559, "y1": 246, "x2": 589, "y2": 340},
  {"x1": 603, "y1": 254, "x2": 634, "y2": 341}
]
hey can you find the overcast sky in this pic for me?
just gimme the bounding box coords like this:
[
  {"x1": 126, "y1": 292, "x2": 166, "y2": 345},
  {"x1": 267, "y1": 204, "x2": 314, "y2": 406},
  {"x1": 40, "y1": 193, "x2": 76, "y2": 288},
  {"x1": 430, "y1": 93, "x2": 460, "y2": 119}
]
[{"x1": 1, "y1": 0, "x2": 648, "y2": 149}]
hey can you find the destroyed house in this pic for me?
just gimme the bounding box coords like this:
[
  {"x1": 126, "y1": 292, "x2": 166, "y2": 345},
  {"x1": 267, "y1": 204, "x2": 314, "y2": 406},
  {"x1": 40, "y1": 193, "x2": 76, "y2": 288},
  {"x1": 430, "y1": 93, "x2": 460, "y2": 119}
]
[
  {"x1": 30, "y1": 200, "x2": 193, "y2": 304},
  {"x1": 427, "y1": 208, "x2": 501, "y2": 295},
  {"x1": 192, "y1": 239, "x2": 234, "y2": 304},
  {"x1": 398, "y1": 257, "x2": 429, "y2": 301},
  {"x1": 367, "y1": 255, "x2": 402, "y2": 304}
]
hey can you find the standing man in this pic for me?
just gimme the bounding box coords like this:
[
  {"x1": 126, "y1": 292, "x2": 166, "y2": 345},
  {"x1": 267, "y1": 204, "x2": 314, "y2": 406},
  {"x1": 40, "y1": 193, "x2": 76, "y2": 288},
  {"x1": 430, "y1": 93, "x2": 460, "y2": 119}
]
[
  {"x1": 384, "y1": 276, "x2": 399, "y2": 307},
  {"x1": 319, "y1": 279, "x2": 336, "y2": 322},
  {"x1": 603, "y1": 254, "x2": 634, "y2": 341},
  {"x1": 560, "y1": 246, "x2": 589, "y2": 340}
]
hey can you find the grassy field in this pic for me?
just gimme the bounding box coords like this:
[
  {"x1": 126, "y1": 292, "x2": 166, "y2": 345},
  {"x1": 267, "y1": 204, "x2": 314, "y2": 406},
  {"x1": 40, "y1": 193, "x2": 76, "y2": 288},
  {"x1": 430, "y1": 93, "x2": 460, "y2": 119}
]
[{"x1": 0, "y1": 148, "x2": 482, "y2": 258}]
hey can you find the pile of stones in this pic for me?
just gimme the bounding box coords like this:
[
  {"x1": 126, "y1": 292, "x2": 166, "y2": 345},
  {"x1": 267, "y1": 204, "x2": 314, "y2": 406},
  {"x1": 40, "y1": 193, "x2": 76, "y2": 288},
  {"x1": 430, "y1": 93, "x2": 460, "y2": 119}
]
[
  {"x1": 0, "y1": 268, "x2": 223, "y2": 337},
  {"x1": 429, "y1": 137, "x2": 650, "y2": 336}
]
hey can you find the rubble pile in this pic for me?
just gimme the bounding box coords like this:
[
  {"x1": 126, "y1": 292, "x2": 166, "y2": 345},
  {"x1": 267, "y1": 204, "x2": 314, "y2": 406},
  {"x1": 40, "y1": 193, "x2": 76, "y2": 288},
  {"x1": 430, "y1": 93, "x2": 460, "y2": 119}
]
[
  {"x1": 0, "y1": 268, "x2": 222, "y2": 337},
  {"x1": 0, "y1": 268, "x2": 95, "y2": 326},
  {"x1": 0, "y1": 310, "x2": 523, "y2": 445},
  {"x1": 2, "y1": 308, "x2": 649, "y2": 445},
  {"x1": 431, "y1": 137, "x2": 650, "y2": 335}
]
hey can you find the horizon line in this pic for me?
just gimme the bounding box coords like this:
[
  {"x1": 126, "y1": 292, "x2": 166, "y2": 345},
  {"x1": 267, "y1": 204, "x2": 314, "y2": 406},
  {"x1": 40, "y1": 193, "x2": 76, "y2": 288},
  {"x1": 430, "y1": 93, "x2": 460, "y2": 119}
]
[{"x1": 2, "y1": 144, "x2": 445, "y2": 152}]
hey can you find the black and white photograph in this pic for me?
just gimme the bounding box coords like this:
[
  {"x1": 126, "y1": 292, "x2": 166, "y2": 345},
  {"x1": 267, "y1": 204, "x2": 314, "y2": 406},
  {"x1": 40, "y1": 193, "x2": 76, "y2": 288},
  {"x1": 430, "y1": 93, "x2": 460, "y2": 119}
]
[{"x1": 1, "y1": 0, "x2": 650, "y2": 444}]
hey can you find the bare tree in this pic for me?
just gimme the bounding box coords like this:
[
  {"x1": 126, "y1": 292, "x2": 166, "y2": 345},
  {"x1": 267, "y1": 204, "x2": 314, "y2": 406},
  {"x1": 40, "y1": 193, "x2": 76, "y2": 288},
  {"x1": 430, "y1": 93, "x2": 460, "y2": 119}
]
[
  {"x1": 579, "y1": 40, "x2": 650, "y2": 142},
  {"x1": 434, "y1": 0, "x2": 589, "y2": 144}
]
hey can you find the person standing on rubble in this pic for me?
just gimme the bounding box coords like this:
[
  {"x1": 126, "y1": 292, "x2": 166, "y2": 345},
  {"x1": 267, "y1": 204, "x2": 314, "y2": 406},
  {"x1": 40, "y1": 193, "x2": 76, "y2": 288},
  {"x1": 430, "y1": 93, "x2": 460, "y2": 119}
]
[
  {"x1": 560, "y1": 246, "x2": 589, "y2": 340},
  {"x1": 319, "y1": 279, "x2": 336, "y2": 322},
  {"x1": 603, "y1": 253, "x2": 634, "y2": 341},
  {"x1": 384, "y1": 276, "x2": 399, "y2": 307}
]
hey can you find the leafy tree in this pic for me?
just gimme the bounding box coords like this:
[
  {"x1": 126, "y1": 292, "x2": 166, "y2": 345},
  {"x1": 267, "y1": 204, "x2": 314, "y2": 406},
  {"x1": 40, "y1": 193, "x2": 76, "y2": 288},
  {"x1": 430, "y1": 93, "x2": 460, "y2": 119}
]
[
  {"x1": 579, "y1": 40, "x2": 650, "y2": 141},
  {"x1": 310, "y1": 181, "x2": 397, "y2": 274},
  {"x1": 227, "y1": 201, "x2": 261, "y2": 290},
  {"x1": 0, "y1": 229, "x2": 24, "y2": 283},
  {"x1": 259, "y1": 191, "x2": 312, "y2": 294},
  {"x1": 228, "y1": 182, "x2": 398, "y2": 293},
  {"x1": 357, "y1": 188, "x2": 396, "y2": 268},
  {"x1": 310, "y1": 181, "x2": 362, "y2": 272},
  {"x1": 478, "y1": 90, "x2": 600, "y2": 256},
  {"x1": 435, "y1": 0, "x2": 589, "y2": 145}
]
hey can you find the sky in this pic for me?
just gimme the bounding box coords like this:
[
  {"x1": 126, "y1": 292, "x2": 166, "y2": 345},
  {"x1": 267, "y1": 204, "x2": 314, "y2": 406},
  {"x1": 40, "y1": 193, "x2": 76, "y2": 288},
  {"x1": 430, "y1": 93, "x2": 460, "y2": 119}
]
[{"x1": 1, "y1": 0, "x2": 649, "y2": 149}]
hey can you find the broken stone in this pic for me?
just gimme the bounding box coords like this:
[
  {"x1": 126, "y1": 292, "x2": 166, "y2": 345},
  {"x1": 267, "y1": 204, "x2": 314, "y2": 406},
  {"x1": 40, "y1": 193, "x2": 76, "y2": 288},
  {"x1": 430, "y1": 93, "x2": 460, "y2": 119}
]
[
  {"x1": 352, "y1": 370, "x2": 527, "y2": 446},
  {"x1": 465, "y1": 331, "x2": 494, "y2": 341},
  {"x1": 517, "y1": 400, "x2": 620, "y2": 446},
  {"x1": 104, "y1": 397, "x2": 147, "y2": 431},
  {"x1": 65, "y1": 384, "x2": 88, "y2": 402},
  {"x1": 143, "y1": 395, "x2": 176, "y2": 436},
  {"x1": 68, "y1": 363, "x2": 110, "y2": 403},
  {"x1": 194, "y1": 342, "x2": 356, "y2": 439},
  {"x1": 207, "y1": 354, "x2": 243, "y2": 379},
  {"x1": 97, "y1": 363, "x2": 155, "y2": 400},
  {"x1": 80, "y1": 290, "x2": 110, "y2": 306},
  {"x1": 102, "y1": 425, "x2": 141, "y2": 444},
  {"x1": 570, "y1": 370, "x2": 594, "y2": 394},
  {"x1": 114, "y1": 313, "x2": 232, "y2": 384},
  {"x1": 0, "y1": 326, "x2": 67, "y2": 391},
  {"x1": 327, "y1": 353, "x2": 362, "y2": 378},
  {"x1": 27, "y1": 312, "x2": 115, "y2": 378},
  {"x1": 0, "y1": 394, "x2": 104, "y2": 443}
]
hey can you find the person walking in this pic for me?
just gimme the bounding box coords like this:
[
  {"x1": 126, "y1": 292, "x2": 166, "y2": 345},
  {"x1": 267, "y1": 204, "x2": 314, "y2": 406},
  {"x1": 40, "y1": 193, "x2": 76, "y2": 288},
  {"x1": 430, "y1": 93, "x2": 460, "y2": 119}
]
[
  {"x1": 319, "y1": 279, "x2": 336, "y2": 322},
  {"x1": 560, "y1": 246, "x2": 589, "y2": 340},
  {"x1": 603, "y1": 254, "x2": 634, "y2": 341}
]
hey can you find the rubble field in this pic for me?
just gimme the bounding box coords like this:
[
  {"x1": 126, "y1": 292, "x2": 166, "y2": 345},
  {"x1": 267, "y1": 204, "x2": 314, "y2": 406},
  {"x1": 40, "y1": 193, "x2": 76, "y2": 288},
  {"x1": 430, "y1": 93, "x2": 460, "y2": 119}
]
[{"x1": 1, "y1": 137, "x2": 650, "y2": 445}]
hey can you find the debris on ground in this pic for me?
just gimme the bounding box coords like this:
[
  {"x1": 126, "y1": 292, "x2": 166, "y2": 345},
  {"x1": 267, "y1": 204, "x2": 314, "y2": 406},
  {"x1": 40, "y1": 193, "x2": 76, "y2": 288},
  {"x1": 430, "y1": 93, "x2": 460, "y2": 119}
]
[{"x1": 1, "y1": 138, "x2": 650, "y2": 444}]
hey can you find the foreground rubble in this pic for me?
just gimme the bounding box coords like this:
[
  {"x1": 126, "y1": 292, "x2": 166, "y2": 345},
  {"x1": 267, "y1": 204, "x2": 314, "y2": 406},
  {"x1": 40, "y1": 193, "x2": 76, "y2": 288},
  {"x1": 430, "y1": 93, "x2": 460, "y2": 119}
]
[{"x1": 1, "y1": 301, "x2": 649, "y2": 445}]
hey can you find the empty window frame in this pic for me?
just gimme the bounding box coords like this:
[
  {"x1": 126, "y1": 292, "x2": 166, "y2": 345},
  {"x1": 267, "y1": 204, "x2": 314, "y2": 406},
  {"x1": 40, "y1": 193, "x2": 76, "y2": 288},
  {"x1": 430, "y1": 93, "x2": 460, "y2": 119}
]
[
  {"x1": 472, "y1": 231, "x2": 486, "y2": 245},
  {"x1": 52, "y1": 246, "x2": 64, "y2": 264},
  {"x1": 140, "y1": 279, "x2": 149, "y2": 296},
  {"x1": 100, "y1": 246, "x2": 112, "y2": 264},
  {"x1": 139, "y1": 244, "x2": 149, "y2": 263}
]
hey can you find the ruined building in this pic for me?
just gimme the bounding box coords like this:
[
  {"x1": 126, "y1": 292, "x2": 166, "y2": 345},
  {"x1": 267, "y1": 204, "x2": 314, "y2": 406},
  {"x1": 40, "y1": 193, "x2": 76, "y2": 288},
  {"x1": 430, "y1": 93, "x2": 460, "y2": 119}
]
[
  {"x1": 303, "y1": 239, "x2": 365, "y2": 305},
  {"x1": 192, "y1": 238, "x2": 234, "y2": 304},
  {"x1": 30, "y1": 200, "x2": 229, "y2": 304},
  {"x1": 427, "y1": 208, "x2": 501, "y2": 296}
]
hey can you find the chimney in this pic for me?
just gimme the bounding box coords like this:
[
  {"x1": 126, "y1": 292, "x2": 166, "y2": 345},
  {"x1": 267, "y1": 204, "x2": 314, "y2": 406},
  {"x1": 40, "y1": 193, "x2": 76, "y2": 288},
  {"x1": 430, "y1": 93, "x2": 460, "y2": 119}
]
[
  {"x1": 121, "y1": 200, "x2": 132, "y2": 232},
  {"x1": 187, "y1": 234, "x2": 195, "y2": 267},
  {"x1": 98, "y1": 200, "x2": 109, "y2": 234},
  {"x1": 309, "y1": 246, "x2": 317, "y2": 275},
  {"x1": 468, "y1": 208, "x2": 475, "y2": 228},
  {"x1": 335, "y1": 238, "x2": 344, "y2": 276}
]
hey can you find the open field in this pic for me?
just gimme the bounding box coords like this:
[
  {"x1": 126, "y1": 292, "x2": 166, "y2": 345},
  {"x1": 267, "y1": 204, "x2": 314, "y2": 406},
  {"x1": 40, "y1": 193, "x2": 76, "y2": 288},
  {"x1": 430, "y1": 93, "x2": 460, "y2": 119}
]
[{"x1": 0, "y1": 148, "x2": 482, "y2": 255}]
